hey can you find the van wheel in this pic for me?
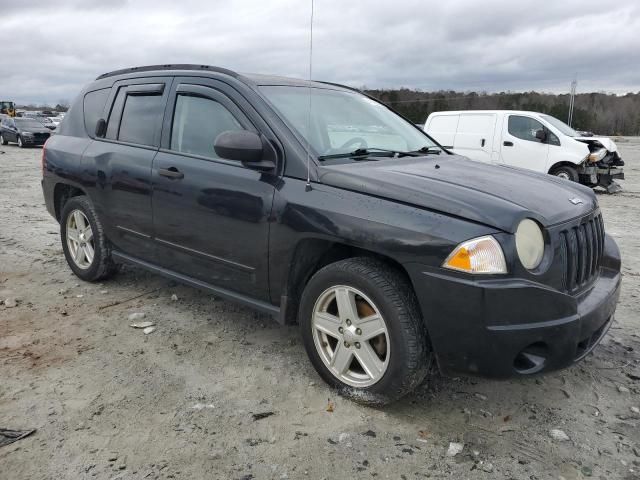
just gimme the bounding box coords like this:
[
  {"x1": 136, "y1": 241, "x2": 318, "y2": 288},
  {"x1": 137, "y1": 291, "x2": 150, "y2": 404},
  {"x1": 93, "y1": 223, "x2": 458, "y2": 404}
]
[
  {"x1": 0, "y1": 134, "x2": 7, "y2": 145},
  {"x1": 299, "y1": 257, "x2": 431, "y2": 406},
  {"x1": 551, "y1": 165, "x2": 579, "y2": 182},
  {"x1": 61, "y1": 195, "x2": 118, "y2": 282}
]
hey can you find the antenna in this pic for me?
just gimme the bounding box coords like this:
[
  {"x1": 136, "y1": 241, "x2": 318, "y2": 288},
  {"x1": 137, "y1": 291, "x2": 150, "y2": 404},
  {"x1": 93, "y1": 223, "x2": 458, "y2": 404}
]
[
  {"x1": 305, "y1": 0, "x2": 315, "y2": 191},
  {"x1": 568, "y1": 74, "x2": 577, "y2": 127}
]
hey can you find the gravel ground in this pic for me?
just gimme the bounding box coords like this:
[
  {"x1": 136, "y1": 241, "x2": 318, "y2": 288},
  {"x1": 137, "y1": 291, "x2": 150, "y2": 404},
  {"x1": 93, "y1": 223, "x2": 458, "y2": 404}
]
[{"x1": 0, "y1": 140, "x2": 639, "y2": 480}]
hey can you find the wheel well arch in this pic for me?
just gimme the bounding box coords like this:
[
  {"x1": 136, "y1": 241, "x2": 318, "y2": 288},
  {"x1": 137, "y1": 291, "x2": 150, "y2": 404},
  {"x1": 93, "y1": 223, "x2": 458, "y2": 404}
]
[
  {"x1": 53, "y1": 183, "x2": 86, "y2": 221},
  {"x1": 279, "y1": 239, "x2": 412, "y2": 324},
  {"x1": 548, "y1": 161, "x2": 579, "y2": 174}
]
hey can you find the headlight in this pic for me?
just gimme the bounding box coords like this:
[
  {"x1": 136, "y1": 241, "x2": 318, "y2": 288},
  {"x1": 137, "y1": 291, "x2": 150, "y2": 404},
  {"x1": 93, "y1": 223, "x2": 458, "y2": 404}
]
[
  {"x1": 515, "y1": 219, "x2": 545, "y2": 270},
  {"x1": 588, "y1": 148, "x2": 607, "y2": 163},
  {"x1": 443, "y1": 235, "x2": 507, "y2": 274}
]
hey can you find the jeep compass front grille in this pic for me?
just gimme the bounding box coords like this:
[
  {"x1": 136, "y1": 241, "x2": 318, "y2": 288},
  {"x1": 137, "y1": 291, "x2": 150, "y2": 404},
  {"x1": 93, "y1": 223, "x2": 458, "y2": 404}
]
[{"x1": 559, "y1": 213, "x2": 605, "y2": 292}]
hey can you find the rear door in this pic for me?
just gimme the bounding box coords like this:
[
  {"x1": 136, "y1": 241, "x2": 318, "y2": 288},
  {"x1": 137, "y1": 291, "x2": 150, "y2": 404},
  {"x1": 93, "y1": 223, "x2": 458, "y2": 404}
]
[
  {"x1": 151, "y1": 78, "x2": 276, "y2": 301},
  {"x1": 452, "y1": 113, "x2": 496, "y2": 163},
  {"x1": 499, "y1": 114, "x2": 549, "y2": 172},
  {"x1": 4, "y1": 118, "x2": 17, "y2": 141},
  {"x1": 82, "y1": 77, "x2": 171, "y2": 260}
]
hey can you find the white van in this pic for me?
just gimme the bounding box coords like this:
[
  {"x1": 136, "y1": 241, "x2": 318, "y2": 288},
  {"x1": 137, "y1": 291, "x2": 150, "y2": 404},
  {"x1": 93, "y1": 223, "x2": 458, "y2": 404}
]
[{"x1": 424, "y1": 110, "x2": 624, "y2": 192}]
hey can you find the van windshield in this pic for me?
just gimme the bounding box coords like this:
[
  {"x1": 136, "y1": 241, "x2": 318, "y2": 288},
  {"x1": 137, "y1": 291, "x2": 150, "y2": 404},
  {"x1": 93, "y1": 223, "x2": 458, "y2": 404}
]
[
  {"x1": 541, "y1": 114, "x2": 579, "y2": 137},
  {"x1": 260, "y1": 85, "x2": 438, "y2": 159}
]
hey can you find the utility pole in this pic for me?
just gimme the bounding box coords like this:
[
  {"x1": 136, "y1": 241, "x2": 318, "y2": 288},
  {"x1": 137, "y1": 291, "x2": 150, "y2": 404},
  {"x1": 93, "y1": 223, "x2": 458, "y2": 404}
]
[{"x1": 568, "y1": 75, "x2": 577, "y2": 127}]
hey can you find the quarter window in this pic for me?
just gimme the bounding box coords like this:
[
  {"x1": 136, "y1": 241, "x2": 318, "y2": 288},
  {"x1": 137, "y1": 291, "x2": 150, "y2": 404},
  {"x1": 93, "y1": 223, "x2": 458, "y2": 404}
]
[
  {"x1": 170, "y1": 94, "x2": 244, "y2": 159},
  {"x1": 117, "y1": 94, "x2": 165, "y2": 145},
  {"x1": 83, "y1": 88, "x2": 110, "y2": 136},
  {"x1": 508, "y1": 115, "x2": 546, "y2": 143}
]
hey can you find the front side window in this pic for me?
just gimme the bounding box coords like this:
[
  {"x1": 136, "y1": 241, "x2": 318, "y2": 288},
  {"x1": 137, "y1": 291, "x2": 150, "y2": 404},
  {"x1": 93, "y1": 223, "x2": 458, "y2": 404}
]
[
  {"x1": 259, "y1": 86, "x2": 437, "y2": 158},
  {"x1": 170, "y1": 94, "x2": 244, "y2": 159},
  {"x1": 508, "y1": 116, "x2": 546, "y2": 143},
  {"x1": 117, "y1": 93, "x2": 164, "y2": 145}
]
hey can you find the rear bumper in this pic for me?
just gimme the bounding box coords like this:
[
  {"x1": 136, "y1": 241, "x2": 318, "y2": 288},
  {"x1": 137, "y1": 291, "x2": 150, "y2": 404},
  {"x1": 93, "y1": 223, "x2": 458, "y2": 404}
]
[
  {"x1": 406, "y1": 235, "x2": 621, "y2": 378},
  {"x1": 42, "y1": 178, "x2": 57, "y2": 220}
]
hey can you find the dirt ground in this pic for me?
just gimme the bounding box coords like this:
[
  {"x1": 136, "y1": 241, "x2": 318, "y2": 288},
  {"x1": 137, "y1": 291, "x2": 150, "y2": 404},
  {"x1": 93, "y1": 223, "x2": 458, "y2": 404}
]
[{"x1": 0, "y1": 140, "x2": 639, "y2": 480}]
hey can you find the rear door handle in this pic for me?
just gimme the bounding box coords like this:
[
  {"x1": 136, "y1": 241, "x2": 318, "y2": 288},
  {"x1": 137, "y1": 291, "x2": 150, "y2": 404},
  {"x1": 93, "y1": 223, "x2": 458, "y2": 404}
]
[
  {"x1": 158, "y1": 167, "x2": 184, "y2": 179},
  {"x1": 503, "y1": 141, "x2": 514, "y2": 147}
]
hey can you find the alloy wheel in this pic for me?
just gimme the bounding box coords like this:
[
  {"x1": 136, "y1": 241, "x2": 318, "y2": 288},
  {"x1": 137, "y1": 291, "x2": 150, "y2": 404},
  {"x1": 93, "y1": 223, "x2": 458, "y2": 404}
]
[
  {"x1": 311, "y1": 285, "x2": 390, "y2": 387},
  {"x1": 66, "y1": 210, "x2": 95, "y2": 269}
]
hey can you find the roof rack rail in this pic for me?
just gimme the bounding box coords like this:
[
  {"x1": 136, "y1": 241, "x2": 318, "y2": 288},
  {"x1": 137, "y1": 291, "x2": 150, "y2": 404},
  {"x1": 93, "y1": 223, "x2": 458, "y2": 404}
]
[{"x1": 96, "y1": 64, "x2": 238, "y2": 80}]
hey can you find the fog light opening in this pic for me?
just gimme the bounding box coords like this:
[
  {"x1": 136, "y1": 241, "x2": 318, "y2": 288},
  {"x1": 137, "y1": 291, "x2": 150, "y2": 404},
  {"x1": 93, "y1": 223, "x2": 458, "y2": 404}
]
[{"x1": 514, "y1": 342, "x2": 548, "y2": 374}]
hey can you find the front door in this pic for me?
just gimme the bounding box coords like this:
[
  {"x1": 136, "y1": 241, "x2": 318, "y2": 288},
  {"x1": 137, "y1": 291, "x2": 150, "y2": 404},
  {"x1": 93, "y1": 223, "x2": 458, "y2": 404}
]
[
  {"x1": 499, "y1": 114, "x2": 549, "y2": 172},
  {"x1": 151, "y1": 79, "x2": 276, "y2": 301}
]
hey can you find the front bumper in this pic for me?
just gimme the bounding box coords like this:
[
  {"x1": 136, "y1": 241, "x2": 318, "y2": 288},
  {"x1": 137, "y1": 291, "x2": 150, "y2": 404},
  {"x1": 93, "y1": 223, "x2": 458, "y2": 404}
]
[
  {"x1": 21, "y1": 133, "x2": 50, "y2": 146},
  {"x1": 406, "y1": 235, "x2": 621, "y2": 378}
]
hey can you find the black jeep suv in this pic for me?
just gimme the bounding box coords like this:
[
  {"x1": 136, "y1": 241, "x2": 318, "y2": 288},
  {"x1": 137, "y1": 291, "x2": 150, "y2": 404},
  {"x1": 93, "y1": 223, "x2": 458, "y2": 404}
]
[{"x1": 42, "y1": 65, "x2": 621, "y2": 404}]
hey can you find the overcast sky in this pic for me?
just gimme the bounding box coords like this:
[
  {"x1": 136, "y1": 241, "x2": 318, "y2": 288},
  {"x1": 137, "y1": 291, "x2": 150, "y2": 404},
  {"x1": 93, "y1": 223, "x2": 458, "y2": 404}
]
[{"x1": 3, "y1": 0, "x2": 640, "y2": 105}]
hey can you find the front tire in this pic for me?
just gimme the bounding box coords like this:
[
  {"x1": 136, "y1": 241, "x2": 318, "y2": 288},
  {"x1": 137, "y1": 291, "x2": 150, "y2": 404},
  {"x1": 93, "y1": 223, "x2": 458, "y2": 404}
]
[
  {"x1": 0, "y1": 134, "x2": 7, "y2": 145},
  {"x1": 61, "y1": 195, "x2": 118, "y2": 282},
  {"x1": 299, "y1": 257, "x2": 431, "y2": 406},
  {"x1": 17, "y1": 135, "x2": 24, "y2": 148},
  {"x1": 551, "y1": 165, "x2": 579, "y2": 182}
]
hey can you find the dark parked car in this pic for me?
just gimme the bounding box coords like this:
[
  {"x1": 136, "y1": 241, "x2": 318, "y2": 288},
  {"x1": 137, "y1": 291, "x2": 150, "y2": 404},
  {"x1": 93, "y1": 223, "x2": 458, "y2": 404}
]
[
  {"x1": 21, "y1": 112, "x2": 57, "y2": 131},
  {"x1": 41, "y1": 65, "x2": 621, "y2": 405},
  {"x1": 1, "y1": 117, "x2": 51, "y2": 147}
]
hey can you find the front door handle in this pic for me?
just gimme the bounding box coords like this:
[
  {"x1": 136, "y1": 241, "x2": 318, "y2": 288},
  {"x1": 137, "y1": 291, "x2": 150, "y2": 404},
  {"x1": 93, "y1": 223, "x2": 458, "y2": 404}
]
[
  {"x1": 158, "y1": 167, "x2": 184, "y2": 179},
  {"x1": 503, "y1": 141, "x2": 514, "y2": 147}
]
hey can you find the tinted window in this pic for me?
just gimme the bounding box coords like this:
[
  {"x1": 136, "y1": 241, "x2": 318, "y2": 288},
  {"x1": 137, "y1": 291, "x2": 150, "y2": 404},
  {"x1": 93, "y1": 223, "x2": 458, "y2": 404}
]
[
  {"x1": 170, "y1": 94, "x2": 243, "y2": 159},
  {"x1": 118, "y1": 94, "x2": 164, "y2": 145},
  {"x1": 508, "y1": 115, "x2": 545, "y2": 143},
  {"x1": 84, "y1": 89, "x2": 111, "y2": 135}
]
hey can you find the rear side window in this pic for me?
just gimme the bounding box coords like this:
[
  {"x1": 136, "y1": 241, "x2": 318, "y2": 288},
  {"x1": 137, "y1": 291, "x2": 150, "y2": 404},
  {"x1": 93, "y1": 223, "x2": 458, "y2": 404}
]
[
  {"x1": 170, "y1": 94, "x2": 244, "y2": 159},
  {"x1": 83, "y1": 88, "x2": 110, "y2": 136},
  {"x1": 508, "y1": 115, "x2": 545, "y2": 143},
  {"x1": 118, "y1": 94, "x2": 165, "y2": 145}
]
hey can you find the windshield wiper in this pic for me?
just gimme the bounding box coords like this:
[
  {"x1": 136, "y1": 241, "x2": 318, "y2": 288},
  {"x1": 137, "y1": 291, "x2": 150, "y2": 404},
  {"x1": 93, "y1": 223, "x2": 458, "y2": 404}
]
[
  {"x1": 317, "y1": 146, "x2": 442, "y2": 161},
  {"x1": 317, "y1": 148, "x2": 399, "y2": 160},
  {"x1": 410, "y1": 146, "x2": 442, "y2": 155}
]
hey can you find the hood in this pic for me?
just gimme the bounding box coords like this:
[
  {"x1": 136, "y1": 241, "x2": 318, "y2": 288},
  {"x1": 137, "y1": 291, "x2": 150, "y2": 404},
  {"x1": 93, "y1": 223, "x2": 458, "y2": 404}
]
[
  {"x1": 19, "y1": 126, "x2": 50, "y2": 134},
  {"x1": 575, "y1": 136, "x2": 617, "y2": 153},
  {"x1": 318, "y1": 155, "x2": 597, "y2": 233}
]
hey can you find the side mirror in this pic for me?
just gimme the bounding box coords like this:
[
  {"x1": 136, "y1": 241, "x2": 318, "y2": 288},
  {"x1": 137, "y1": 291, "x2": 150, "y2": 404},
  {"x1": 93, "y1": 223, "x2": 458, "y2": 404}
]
[
  {"x1": 214, "y1": 130, "x2": 276, "y2": 172},
  {"x1": 535, "y1": 129, "x2": 547, "y2": 142},
  {"x1": 95, "y1": 118, "x2": 107, "y2": 138}
]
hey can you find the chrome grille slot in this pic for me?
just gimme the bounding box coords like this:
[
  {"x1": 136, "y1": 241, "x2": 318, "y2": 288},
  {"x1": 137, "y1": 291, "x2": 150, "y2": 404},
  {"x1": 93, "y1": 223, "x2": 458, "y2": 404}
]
[{"x1": 559, "y1": 213, "x2": 604, "y2": 292}]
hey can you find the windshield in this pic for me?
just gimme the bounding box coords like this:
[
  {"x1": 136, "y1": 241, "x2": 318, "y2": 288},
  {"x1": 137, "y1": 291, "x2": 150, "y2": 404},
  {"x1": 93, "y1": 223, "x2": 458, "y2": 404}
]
[
  {"x1": 260, "y1": 86, "x2": 438, "y2": 158},
  {"x1": 15, "y1": 119, "x2": 44, "y2": 128},
  {"x1": 541, "y1": 114, "x2": 579, "y2": 137}
]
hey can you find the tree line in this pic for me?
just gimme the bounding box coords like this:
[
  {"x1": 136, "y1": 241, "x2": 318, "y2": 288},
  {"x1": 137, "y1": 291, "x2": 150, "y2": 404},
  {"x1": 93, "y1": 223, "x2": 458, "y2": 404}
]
[{"x1": 364, "y1": 89, "x2": 640, "y2": 136}]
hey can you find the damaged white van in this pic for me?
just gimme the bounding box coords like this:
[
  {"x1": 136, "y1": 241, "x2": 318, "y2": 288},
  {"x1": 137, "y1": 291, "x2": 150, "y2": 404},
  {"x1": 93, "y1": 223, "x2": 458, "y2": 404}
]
[{"x1": 424, "y1": 110, "x2": 624, "y2": 193}]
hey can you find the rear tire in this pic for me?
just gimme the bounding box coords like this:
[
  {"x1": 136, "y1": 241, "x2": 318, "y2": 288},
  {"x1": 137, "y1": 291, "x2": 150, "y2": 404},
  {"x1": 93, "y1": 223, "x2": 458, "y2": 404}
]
[
  {"x1": 551, "y1": 165, "x2": 579, "y2": 182},
  {"x1": 61, "y1": 195, "x2": 118, "y2": 282},
  {"x1": 0, "y1": 134, "x2": 7, "y2": 145},
  {"x1": 299, "y1": 257, "x2": 431, "y2": 406}
]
